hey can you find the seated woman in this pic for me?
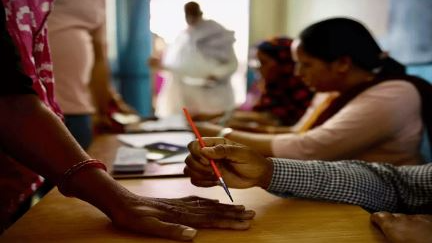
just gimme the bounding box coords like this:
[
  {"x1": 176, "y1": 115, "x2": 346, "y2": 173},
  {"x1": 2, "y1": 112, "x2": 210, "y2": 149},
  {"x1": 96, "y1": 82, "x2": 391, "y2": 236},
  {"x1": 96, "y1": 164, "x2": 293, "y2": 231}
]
[
  {"x1": 197, "y1": 17, "x2": 432, "y2": 165},
  {"x1": 220, "y1": 37, "x2": 314, "y2": 133}
]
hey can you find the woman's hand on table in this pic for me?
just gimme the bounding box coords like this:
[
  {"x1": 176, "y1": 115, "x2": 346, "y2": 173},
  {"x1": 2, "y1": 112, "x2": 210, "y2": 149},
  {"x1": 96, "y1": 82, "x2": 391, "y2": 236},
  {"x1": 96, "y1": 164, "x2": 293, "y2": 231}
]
[
  {"x1": 111, "y1": 193, "x2": 255, "y2": 241},
  {"x1": 67, "y1": 169, "x2": 255, "y2": 241}
]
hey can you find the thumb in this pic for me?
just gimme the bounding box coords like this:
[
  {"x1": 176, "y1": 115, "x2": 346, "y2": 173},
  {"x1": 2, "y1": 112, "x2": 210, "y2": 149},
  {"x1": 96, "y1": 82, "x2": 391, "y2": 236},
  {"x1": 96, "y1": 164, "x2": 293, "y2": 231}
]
[
  {"x1": 201, "y1": 144, "x2": 235, "y2": 160},
  {"x1": 128, "y1": 216, "x2": 197, "y2": 241}
]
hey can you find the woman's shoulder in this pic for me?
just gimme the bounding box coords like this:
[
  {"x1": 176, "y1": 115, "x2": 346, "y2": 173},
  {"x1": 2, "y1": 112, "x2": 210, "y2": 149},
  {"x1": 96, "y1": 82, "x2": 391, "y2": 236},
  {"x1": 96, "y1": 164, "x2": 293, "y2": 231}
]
[
  {"x1": 354, "y1": 80, "x2": 421, "y2": 110},
  {"x1": 368, "y1": 80, "x2": 419, "y2": 97},
  {"x1": 337, "y1": 79, "x2": 422, "y2": 129}
]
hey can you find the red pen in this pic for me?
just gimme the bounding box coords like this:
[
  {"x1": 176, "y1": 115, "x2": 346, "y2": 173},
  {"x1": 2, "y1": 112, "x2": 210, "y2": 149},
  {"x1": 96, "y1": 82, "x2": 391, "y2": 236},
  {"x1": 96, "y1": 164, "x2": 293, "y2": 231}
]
[{"x1": 182, "y1": 108, "x2": 234, "y2": 202}]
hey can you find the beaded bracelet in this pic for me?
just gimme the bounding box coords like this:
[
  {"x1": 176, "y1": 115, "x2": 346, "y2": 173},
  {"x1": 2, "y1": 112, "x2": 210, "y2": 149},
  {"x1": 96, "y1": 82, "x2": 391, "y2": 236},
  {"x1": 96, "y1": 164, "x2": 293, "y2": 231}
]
[{"x1": 58, "y1": 159, "x2": 107, "y2": 197}]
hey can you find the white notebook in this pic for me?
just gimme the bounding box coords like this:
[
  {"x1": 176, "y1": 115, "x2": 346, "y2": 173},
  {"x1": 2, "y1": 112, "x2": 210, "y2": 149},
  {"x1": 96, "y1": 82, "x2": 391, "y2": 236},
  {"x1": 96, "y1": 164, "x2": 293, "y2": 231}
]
[{"x1": 113, "y1": 146, "x2": 148, "y2": 173}]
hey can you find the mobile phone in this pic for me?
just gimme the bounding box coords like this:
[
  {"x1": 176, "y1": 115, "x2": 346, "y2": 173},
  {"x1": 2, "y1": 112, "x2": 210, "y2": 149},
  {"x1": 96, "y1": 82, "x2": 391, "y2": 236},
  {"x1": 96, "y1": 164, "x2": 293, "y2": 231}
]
[{"x1": 144, "y1": 142, "x2": 188, "y2": 160}]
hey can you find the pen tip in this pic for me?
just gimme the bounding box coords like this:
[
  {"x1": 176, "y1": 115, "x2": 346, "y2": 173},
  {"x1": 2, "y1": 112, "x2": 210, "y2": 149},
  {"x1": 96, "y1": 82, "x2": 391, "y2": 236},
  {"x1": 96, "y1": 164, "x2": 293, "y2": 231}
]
[{"x1": 221, "y1": 182, "x2": 234, "y2": 202}]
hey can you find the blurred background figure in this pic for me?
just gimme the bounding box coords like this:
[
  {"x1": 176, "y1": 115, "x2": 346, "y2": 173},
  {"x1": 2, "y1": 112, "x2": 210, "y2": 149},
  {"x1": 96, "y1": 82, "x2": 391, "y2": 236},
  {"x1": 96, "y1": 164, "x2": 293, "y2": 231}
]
[
  {"x1": 221, "y1": 37, "x2": 314, "y2": 133},
  {"x1": 150, "y1": 32, "x2": 167, "y2": 111},
  {"x1": 149, "y1": 1, "x2": 238, "y2": 119},
  {"x1": 48, "y1": 0, "x2": 137, "y2": 150}
]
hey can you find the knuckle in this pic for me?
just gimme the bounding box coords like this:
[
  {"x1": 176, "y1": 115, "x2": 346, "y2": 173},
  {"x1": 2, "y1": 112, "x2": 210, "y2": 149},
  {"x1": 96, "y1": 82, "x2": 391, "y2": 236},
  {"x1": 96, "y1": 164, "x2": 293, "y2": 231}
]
[
  {"x1": 184, "y1": 155, "x2": 193, "y2": 165},
  {"x1": 214, "y1": 144, "x2": 228, "y2": 157}
]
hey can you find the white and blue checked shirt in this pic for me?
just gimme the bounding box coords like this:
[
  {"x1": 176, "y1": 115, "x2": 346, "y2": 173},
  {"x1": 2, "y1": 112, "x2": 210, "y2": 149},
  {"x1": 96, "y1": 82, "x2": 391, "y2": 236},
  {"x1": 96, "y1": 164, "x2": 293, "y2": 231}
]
[{"x1": 267, "y1": 158, "x2": 432, "y2": 213}]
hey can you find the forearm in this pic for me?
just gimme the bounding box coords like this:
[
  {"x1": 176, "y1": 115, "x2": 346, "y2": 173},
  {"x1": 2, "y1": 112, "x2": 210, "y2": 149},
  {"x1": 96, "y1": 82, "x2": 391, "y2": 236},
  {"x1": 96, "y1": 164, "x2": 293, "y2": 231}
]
[
  {"x1": 89, "y1": 57, "x2": 113, "y2": 115},
  {"x1": 89, "y1": 26, "x2": 115, "y2": 116},
  {"x1": 63, "y1": 168, "x2": 133, "y2": 219},
  {"x1": 197, "y1": 122, "x2": 275, "y2": 156},
  {"x1": 225, "y1": 131, "x2": 274, "y2": 156},
  {"x1": 271, "y1": 126, "x2": 293, "y2": 134},
  {"x1": 0, "y1": 95, "x2": 89, "y2": 182},
  {"x1": 271, "y1": 116, "x2": 392, "y2": 161},
  {"x1": 266, "y1": 158, "x2": 432, "y2": 213},
  {"x1": 227, "y1": 122, "x2": 292, "y2": 134},
  {"x1": 0, "y1": 95, "x2": 130, "y2": 217},
  {"x1": 232, "y1": 111, "x2": 277, "y2": 125}
]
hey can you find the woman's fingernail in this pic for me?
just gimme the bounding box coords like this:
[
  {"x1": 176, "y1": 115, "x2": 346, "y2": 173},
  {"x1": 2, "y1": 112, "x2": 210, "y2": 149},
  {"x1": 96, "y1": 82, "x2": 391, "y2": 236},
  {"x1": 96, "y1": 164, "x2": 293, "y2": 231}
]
[{"x1": 182, "y1": 228, "x2": 197, "y2": 238}]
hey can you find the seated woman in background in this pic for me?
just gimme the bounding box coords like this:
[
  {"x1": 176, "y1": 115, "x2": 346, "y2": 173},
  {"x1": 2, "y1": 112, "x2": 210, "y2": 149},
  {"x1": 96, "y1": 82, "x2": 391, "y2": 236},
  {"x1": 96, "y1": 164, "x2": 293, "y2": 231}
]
[
  {"x1": 197, "y1": 17, "x2": 432, "y2": 165},
  {"x1": 220, "y1": 37, "x2": 314, "y2": 133}
]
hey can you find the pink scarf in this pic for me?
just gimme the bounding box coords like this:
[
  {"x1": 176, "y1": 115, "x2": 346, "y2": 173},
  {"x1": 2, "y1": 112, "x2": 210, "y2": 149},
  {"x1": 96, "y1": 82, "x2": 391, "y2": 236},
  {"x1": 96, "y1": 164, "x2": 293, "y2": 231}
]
[
  {"x1": 2, "y1": 0, "x2": 62, "y2": 117},
  {"x1": 0, "y1": 0, "x2": 62, "y2": 229}
]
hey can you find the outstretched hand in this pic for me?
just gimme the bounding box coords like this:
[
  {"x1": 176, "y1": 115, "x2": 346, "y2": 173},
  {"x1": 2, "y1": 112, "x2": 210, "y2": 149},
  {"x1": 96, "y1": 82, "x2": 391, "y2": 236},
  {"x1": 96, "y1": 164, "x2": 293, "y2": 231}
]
[
  {"x1": 184, "y1": 137, "x2": 274, "y2": 189},
  {"x1": 66, "y1": 169, "x2": 255, "y2": 242},
  {"x1": 111, "y1": 194, "x2": 255, "y2": 241}
]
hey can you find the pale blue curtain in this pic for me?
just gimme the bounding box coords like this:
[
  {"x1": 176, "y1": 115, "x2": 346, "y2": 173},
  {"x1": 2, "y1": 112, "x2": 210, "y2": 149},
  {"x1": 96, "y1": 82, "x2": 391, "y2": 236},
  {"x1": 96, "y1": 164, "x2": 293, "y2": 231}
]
[
  {"x1": 114, "y1": 0, "x2": 152, "y2": 116},
  {"x1": 381, "y1": 0, "x2": 432, "y2": 65}
]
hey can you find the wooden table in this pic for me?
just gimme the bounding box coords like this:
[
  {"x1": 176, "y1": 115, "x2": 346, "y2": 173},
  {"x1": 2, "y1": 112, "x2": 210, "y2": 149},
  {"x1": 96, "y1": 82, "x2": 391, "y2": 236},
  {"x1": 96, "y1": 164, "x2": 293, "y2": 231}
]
[{"x1": 0, "y1": 135, "x2": 385, "y2": 242}]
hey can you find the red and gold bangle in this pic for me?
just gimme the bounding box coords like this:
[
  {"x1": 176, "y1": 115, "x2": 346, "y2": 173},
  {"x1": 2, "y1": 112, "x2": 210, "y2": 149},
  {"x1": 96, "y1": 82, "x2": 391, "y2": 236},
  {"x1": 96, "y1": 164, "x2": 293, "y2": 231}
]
[{"x1": 58, "y1": 159, "x2": 107, "y2": 197}]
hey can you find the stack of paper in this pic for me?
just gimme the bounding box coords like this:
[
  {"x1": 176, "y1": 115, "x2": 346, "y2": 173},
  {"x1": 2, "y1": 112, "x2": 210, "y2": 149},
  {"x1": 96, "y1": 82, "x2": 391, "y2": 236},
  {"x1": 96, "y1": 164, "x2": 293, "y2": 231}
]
[
  {"x1": 113, "y1": 146, "x2": 148, "y2": 173},
  {"x1": 117, "y1": 132, "x2": 195, "y2": 148},
  {"x1": 125, "y1": 114, "x2": 189, "y2": 132}
]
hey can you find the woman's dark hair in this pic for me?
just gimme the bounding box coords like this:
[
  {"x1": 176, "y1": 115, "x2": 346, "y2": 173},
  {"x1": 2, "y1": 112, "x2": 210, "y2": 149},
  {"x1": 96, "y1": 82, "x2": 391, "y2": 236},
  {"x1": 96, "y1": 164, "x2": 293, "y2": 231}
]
[
  {"x1": 299, "y1": 17, "x2": 405, "y2": 76},
  {"x1": 257, "y1": 37, "x2": 294, "y2": 64}
]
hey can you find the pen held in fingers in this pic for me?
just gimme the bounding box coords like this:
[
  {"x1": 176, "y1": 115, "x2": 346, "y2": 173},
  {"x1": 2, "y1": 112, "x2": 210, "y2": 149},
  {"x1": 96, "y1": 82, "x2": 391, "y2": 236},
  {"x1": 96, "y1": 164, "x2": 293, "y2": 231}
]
[{"x1": 183, "y1": 107, "x2": 234, "y2": 202}]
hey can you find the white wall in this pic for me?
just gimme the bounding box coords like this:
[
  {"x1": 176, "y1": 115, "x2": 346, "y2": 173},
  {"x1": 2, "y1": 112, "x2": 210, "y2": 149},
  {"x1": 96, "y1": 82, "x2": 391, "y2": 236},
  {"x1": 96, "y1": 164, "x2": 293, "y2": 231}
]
[
  {"x1": 249, "y1": 0, "x2": 287, "y2": 44},
  {"x1": 285, "y1": 0, "x2": 389, "y2": 38},
  {"x1": 249, "y1": 0, "x2": 390, "y2": 45}
]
